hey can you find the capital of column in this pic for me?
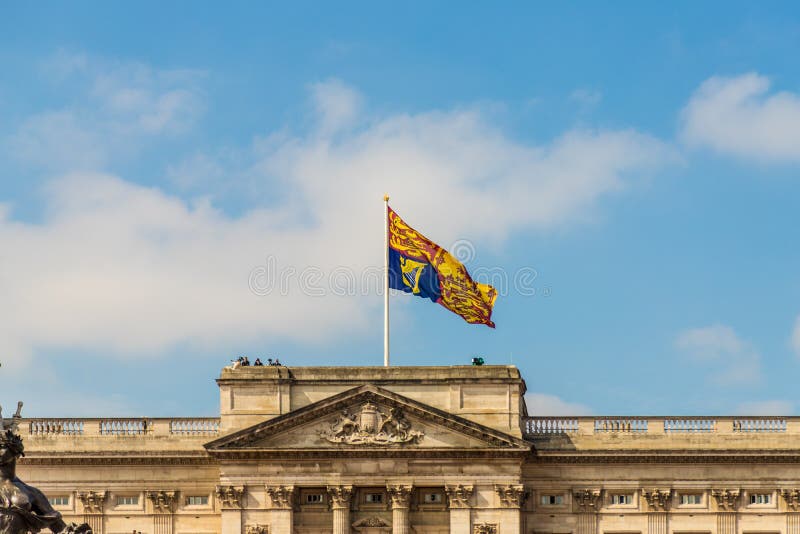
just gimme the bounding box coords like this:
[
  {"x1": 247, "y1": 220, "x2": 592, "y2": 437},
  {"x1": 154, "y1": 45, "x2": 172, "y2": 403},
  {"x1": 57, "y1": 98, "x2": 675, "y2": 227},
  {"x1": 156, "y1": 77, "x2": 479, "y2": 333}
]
[
  {"x1": 146, "y1": 490, "x2": 178, "y2": 513},
  {"x1": 327, "y1": 485, "x2": 353, "y2": 510},
  {"x1": 445, "y1": 484, "x2": 474, "y2": 509},
  {"x1": 77, "y1": 490, "x2": 107, "y2": 514},
  {"x1": 495, "y1": 484, "x2": 526, "y2": 508},
  {"x1": 215, "y1": 485, "x2": 245, "y2": 509},
  {"x1": 387, "y1": 485, "x2": 413, "y2": 509},
  {"x1": 642, "y1": 489, "x2": 672, "y2": 512},
  {"x1": 782, "y1": 489, "x2": 800, "y2": 511},
  {"x1": 573, "y1": 489, "x2": 602, "y2": 512},
  {"x1": 265, "y1": 485, "x2": 294, "y2": 509},
  {"x1": 711, "y1": 489, "x2": 740, "y2": 511}
]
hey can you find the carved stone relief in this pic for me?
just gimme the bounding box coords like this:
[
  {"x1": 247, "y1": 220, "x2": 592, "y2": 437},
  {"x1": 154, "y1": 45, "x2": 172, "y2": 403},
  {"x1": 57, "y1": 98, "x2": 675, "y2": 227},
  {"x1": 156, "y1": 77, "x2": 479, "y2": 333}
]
[
  {"x1": 387, "y1": 485, "x2": 412, "y2": 508},
  {"x1": 77, "y1": 491, "x2": 107, "y2": 514},
  {"x1": 215, "y1": 485, "x2": 245, "y2": 508},
  {"x1": 445, "y1": 484, "x2": 474, "y2": 509},
  {"x1": 474, "y1": 524, "x2": 498, "y2": 534},
  {"x1": 712, "y1": 489, "x2": 740, "y2": 511},
  {"x1": 319, "y1": 403, "x2": 423, "y2": 445},
  {"x1": 783, "y1": 489, "x2": 800, "y2": 511},
  {"x1": 573, "y1": 489, "x2": 602, "y2": 512},
  {"x1": 146, "y1": 490, "x2": 178, "y2": 513},
  {"x1": 265, "y1": 485, "x2": 294, "y2": 509},
  {"x1": 245, "y1": 525, "x2": 269, "y2": 534},
  {"x1": 327, "y1": 485, "x2": 353, "y2": 509},
  {"x1": 642, "y1": 489, "x2": 672, "y2": 511},
  {"x1": 495, "y1": 484, "x2": 526, "y2": 508}
]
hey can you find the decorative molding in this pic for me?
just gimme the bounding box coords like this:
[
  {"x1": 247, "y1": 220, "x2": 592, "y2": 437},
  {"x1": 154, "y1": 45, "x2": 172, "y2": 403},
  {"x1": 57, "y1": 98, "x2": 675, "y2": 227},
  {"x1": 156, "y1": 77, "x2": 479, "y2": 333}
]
[
  {"x1": 265, "y1": 485, "x2": 294, "y2": 509},
  {"x1": 387, "y1": 485, "x2": 413, "y2": 509},
  {"x1": 474, "y1": 524, "x2": 498, "y2": 534},
  {"x1": 146, "y1": 490, "x2": 178, "y2": 513},
  {"x1": 327, "y1": 485, "x2": 353, "y2": 509},
  {"x1": 495, "y1": 484, "x2": 526, "y2": 508},
  {"x1": 642, "y1": 489, "x2": 672, "y2": 511},
  {"x1": 712, "y1": 489, "x2": 740, "y2": 511},
  {"x1": 445, "y1": 484, "x2": 474, "y2": 509},
  {"x1": 783, "y1": 489, "x2": 800, "y2": 511},
  {"x1": 353, "y1": 516, "x2": 391, "y2": 527},
  {"x1": 245, "y1": 525, "x2": 269, "y2": 534},
  {"x1": 319, "y1": 403, "x2": 424, "y2": 445},
  {"x1": 215, "y1": 485, "x2": 245, "y2": 508},
  {"x1": 573, "y1": 489, "x2": 602, "y2": 512},
  {"x1": 77, "y1": 490, "x2": 107, "y2": 514}
]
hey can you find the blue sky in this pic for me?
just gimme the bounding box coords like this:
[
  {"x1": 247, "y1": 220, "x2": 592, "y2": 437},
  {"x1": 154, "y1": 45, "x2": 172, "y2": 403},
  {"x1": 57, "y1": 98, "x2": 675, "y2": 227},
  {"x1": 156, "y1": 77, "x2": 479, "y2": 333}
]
[{"x1": 2, "y1": 2, "x2": 800, "y2": 417}]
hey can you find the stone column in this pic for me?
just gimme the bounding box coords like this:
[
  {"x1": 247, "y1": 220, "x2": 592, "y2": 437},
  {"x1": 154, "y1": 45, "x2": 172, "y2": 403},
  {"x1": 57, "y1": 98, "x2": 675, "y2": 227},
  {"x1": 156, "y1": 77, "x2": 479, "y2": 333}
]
[
  {"x1": 327, "y1": 485, "x2": 353, "y2": 534},
  {"x1": 216, "y1": 485, "x2": 246, "y2": 534},
  {"x1": 387, "y1": 485, "x2": 412, "y2": 534},
  {"x1": 146, "y1": 490, "x2": 178, "y2": 534},
  {"x1": 77, "y1": 491, "x2": 107, "y2": 534},
  {"x1": 573, "y1": 489, "x2": 601, "y2": 534},
  {"x1": 495, "y1": 485, "x2": 526, "y2": 534},
  {"x1": 642, "y1": 489, "x2": 671, "y2": 534},
  {"x1": 782, "y1": 490, "x2": 800, "y2": 534},
  {"x1": 445, "y1": 484, "x2": 474, "y2": 534},
  {"x1": 265, "y1": 485, "x2": 295, "y2": 534},
  {"x1": 712, "y1": 489, "x2": 740, "y2": 534}
]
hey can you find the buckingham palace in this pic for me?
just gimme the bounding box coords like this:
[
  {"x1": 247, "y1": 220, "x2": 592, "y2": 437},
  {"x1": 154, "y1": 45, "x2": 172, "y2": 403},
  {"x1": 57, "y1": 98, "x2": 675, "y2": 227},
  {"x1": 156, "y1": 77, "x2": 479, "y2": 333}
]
[{"x1": 14, "y1": 365, "x2": 800, "y2": 534}]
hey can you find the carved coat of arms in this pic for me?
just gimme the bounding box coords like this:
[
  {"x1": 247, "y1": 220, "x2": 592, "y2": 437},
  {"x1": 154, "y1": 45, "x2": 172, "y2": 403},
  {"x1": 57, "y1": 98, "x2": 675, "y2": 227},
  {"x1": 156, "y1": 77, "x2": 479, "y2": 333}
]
[{"x1": 319, "y1": 403, "x2": 423, "y2": 445}]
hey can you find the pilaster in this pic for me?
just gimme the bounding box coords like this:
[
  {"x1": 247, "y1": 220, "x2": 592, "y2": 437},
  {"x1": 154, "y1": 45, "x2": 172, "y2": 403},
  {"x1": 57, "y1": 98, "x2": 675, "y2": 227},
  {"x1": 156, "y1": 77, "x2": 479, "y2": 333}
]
[
  {"x1": 77, "y1": 490, "x2": 107, "y2": 534},
  {"x1": 712, "y1": 489, "x2": 740, "y2": 534},
  {"x1": 446, "y1": 484, "x2": 474, "y2": 534},
  {"x1": 265, "y1": 485, "x2": 295, "y2": 534},
  {"x1": 642, "y1": 489, "x2": 671, "y2": 534},
  {"x1": 217, "y1": 485, "x2": 246, "y2": 534},
  {"x1": 573, "y1": 489, "x2": 601, "y2": 534},
  {"x1": 387, "y1": 485, "x2": 412, "y2": 534},
  {"x1": 495, "y1": 485, "x2": 525, "y2": 534},
  {"x1": 146, "y1": 490, "x2": 178, "y2": 534},
  {"x1": 782, "y1": 489, "x2": 800, "y2": 534},
  {"x1": 327, "y1": 485, "x2": 353, "y2": 534}
]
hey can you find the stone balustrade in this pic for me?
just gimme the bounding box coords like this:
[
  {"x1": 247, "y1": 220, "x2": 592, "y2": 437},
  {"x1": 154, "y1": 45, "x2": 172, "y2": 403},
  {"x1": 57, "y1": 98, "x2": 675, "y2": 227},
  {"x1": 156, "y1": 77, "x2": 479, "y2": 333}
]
[
  {"x1": 23, "y1": 417, "x2": 220, "y2": 438},
  {"x1": 523, "y1": 416, "x2": 792, "y2": 437}
]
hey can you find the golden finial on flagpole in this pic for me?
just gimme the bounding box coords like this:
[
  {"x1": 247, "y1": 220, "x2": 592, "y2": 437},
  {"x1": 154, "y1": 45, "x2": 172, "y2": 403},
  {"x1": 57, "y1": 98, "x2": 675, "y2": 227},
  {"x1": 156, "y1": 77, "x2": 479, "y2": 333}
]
[{"x1": 383, "y1": 194, "x2": 390, "y2": 202}]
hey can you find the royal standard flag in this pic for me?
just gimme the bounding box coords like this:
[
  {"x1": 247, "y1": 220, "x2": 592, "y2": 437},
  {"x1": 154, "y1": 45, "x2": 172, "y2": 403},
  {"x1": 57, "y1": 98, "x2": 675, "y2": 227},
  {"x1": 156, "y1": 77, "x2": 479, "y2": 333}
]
[{"x1": 387, "y1": 206, "x2": 497, "y2": 327}]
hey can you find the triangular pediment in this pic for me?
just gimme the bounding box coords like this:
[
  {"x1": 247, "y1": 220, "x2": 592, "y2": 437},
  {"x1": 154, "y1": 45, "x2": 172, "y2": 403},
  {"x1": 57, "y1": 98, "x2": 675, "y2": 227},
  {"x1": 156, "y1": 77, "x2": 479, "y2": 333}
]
[{"x1": 205, "y1": 385, "x2": 529, "y2": 456}]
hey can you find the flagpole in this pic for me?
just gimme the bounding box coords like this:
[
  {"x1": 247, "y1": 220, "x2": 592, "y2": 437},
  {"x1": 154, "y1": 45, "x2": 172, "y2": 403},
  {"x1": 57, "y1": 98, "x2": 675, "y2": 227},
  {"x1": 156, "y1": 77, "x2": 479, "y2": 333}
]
[{"x1": 383, "y1": 194, "x2": 390, "y2": 367}]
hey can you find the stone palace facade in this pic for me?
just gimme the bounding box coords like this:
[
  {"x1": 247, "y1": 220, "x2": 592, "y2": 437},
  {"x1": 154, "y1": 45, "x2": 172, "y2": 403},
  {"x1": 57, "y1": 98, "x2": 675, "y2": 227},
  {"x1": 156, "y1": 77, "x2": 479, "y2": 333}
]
[{"x1": 15, "y1": 366, "x2": 800, "y2": 534}]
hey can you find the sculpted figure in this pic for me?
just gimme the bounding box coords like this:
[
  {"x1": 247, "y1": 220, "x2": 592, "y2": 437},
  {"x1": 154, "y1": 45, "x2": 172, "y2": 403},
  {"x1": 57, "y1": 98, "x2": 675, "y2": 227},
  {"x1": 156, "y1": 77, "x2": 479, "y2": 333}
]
[
  {"x1": 0, "y1": 403, "x2": 92, "y2": 534},
  {"x1": 331, "y1": 411, "x2": 358, "y2": 439}
]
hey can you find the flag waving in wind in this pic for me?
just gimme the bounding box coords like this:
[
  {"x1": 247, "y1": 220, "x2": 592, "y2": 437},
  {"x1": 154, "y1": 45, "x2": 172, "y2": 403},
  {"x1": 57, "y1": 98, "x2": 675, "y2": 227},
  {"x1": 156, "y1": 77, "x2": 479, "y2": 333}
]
[{"x1": 387, "y1": 206, "x2": 497, "y2": 327}]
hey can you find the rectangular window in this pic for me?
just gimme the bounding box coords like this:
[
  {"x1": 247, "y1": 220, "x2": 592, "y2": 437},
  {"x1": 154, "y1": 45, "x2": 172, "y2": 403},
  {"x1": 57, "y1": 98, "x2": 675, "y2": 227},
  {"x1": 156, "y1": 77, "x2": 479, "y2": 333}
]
[
  {"x1": 365, "y1": 493, "x2": 384, "y2": 504},
  {"x1": 186, "y1": 496, "x2": 208, "y2": 506},
  {"x1": 116, "y1": 496, "x2": 139, "y2": 506},
  {"x1": 49, "y1": 496, "x2": 69, "y2": 507},
  {"x1": 423, "y1": 493, "x2": 443, "y2": 504},
  {"x1": 611, "y1": 494, "x2": 632, "y2": 505},
  {"x1": 750, "y1": 494, "x2": 771, "y2": 505},
  {"x1": 680, "y1": 494, "x2": 702, "y2": 505},
  {"x1": 541, "y1": 495, "x2": 564, "y2": 505},
  {"x1": 306, "y1": 493, "x2": 323, "y2": 504}
]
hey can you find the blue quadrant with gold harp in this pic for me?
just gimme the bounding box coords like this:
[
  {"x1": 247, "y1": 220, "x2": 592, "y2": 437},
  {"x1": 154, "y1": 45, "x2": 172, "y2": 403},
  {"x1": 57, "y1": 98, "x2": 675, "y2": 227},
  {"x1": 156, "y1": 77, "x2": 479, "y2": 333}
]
[{"x1": 387, "y1": 206, "x2": 497, "y2": 327}]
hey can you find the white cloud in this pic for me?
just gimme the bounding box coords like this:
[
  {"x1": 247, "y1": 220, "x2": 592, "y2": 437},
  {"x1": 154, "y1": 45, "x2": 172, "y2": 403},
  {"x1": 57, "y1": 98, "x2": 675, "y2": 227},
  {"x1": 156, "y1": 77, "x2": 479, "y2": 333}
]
[
  {"x1": 792, "y1": 316, "x2": 800, "y2": 357},
  {"x1": 525, "y1": 393, "x2": 592, "y2": 416},
  {"x1": 681, "y1": 73, "x2": 800, "y2": 162},
  {"x1": 570, "y1": 88, "x2": 603, "y2": 107},
  {"x1": 0, "y1": 77, "x2": 673, "y2": 374},
  {"x1": 736, "y1": 400, "x2": 793, "y2": 415},
  {"x1": 8, "y1": 52, "x2": 205, "y2": 171},
  {"x1": 675, "y1": 324, "x2": 762, "y2": 386}
]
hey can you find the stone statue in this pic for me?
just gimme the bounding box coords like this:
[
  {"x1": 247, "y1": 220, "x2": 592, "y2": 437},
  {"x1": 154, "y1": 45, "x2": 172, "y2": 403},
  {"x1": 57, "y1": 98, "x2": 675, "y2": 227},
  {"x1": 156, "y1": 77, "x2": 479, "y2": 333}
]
[{"x1": 0, "y1": 402, "x2": 92, "y2": 534}]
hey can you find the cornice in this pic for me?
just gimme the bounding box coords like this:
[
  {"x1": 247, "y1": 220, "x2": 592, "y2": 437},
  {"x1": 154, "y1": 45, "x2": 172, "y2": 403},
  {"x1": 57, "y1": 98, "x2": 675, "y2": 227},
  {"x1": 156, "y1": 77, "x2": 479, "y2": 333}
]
[
  {"x1": 532, "y1": 449, "x2": 800, "y2": 464},
  {"x1": 19, "y1": 450, "x2": 216, "y2": 466},
  {"x1": 211, "y1": 447, "x2": 530, "y2": 461}
]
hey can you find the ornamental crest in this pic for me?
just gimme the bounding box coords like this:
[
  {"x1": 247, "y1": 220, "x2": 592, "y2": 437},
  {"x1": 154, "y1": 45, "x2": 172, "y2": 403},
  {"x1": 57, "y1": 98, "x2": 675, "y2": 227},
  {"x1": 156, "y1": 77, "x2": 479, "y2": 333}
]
[{"x1": 319, "y1": 403, "x2": 423, "y2": 445}]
